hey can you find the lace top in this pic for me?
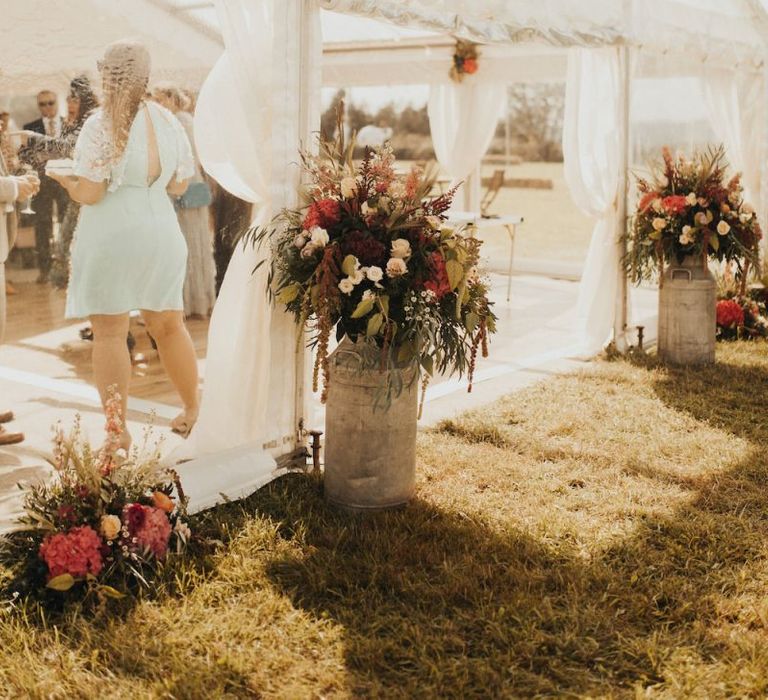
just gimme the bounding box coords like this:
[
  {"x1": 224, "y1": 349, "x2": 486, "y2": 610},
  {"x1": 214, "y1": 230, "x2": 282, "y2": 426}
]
[{"x1": 73, "y1": 103, "x2": 195, "y2": 192}]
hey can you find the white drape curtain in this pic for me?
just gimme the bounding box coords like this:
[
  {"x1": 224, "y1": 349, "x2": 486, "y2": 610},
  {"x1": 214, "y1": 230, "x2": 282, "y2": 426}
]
[
  {"x1": 703, "y1": 68, "x2": 764, "y2": 227},
  {"x1": 187, "y1": 0, "x2": 277, "y2": 458},
  {"x1": 563, "y1": 47, "x2": 627, "y2": 354},
  {"x1": 171, "y1": 0, "x2": 309, "y2": 508},
  {"x1": 427, "y1": 82, "x2": 506, "y2": 208}
]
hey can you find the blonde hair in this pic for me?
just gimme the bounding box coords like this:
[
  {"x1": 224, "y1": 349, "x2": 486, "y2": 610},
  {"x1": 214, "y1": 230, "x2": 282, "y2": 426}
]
[{"x1": 99, "y1": 41, "x2": 151, "y2": 163}]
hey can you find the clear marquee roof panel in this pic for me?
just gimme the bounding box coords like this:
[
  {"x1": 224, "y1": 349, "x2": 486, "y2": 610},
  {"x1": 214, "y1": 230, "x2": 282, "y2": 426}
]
[{"x1": 2, "y1": 0, "x2": 767, "y2": 97}]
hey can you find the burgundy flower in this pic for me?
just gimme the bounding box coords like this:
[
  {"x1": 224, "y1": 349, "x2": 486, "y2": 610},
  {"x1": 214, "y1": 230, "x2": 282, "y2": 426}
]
[
  {"x1": 342, "y1": 230, "x2": 387, "y2": 266},
  {"x1": 56, "y1": 505, "x2": 76, "y2": 524},
  {"x1": 124, "y1": 503, "x2": 147, "y2": 534},
  {"x1": 424, "y1": 251, "x2": 452, "y2": 299},
  {"x1": 122, "y1": 504, "x2": 172, "y2": 560}
]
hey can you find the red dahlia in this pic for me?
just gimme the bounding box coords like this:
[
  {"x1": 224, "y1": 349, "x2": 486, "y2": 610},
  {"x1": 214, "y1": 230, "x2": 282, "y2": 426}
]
[
  {"x1": 661, "y1": 195, "x2": 688, "y2": 215},
  {"x1": 303, "y1": 198, "x2": 341, "y2": 230},
  {"x1": 716, "y1": 299, "x2": 744, "y2": 328}
]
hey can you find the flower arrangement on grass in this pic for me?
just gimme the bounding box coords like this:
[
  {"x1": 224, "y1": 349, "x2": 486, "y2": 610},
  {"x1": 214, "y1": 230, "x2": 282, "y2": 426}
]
[
  {"x1": 0, "y1": 390, "x2": 191, "y2": 606},
  {"x1": 625, "y1": 146, "x2": 761, "y2": 283},
  {"x1": 715, "y1": 270, "x2": 768, "y2": 341},
  {"x1": 450, "y1": 39, "x2": 479, "y2": 82},
  {"x1": 244, "y1": 116, "x2": 496, "y2": 404},
  {"x1": 715, "y1": 296, "x2": 768, "y2": 340}
]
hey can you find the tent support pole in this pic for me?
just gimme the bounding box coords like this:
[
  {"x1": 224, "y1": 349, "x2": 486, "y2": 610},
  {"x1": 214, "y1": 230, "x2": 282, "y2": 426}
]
[
  {"x1": 290, "y1": 0, "x2": 322, "y2": 447},
  {"x1": 614, "y1": 43, "x2": 631, "y2": 351}
]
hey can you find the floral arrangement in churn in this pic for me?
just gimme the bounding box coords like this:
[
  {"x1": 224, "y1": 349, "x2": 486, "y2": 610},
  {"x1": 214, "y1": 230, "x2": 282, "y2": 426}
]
[
  {"x1": 246, "y1": 119, "x2": 496, "y2": 405},
  {"x1": 0, "y1": 391, "x2": 191, "y2": 607},
  {"x1": 625, "y1": 146, "x2": 761, "y2": 283},
  {"x1": 450, "y1": 39, "x2": 479, "y2": 82}
]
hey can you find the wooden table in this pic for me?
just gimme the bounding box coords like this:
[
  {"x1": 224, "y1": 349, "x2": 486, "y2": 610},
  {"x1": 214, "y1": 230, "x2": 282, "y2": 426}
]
[{"x1": 446, "y1": 211, "x2": 524, "y2": 302}]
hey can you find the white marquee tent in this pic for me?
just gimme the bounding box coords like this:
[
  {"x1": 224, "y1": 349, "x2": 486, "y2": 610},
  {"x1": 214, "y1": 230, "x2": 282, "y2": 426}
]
[
  {"x1": 4, "y1": 0, "x2": 768, "y2": 511},
  {"x1": 2, "y1": 0, "x2": 223, "y2": 94},
  {"x1": 172, "y1": 0, "x2": 768, "y2": 510}
]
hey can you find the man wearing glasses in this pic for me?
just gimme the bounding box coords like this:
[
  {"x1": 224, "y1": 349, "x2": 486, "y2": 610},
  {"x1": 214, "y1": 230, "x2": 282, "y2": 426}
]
[{"x1": 22, "y1": 90, "x2": 67, "y2": 283}]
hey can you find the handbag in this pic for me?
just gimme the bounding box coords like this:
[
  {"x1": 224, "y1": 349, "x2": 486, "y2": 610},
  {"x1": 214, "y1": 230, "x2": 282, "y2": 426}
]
[{"x1": 177, "y1": 181, "x2": 213, "y2": 210}]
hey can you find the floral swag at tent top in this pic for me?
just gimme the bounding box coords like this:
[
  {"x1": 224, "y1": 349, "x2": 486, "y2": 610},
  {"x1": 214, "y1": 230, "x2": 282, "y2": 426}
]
[
  {"x1": 245, "y1": 117, "x2": 497, "y2": 404},
  {"x1": 450, "y1": 39, "x2": 479, "y2": 82},
  {"x1": 624, "y1": 145, "x2": 762, "y2": 284}
]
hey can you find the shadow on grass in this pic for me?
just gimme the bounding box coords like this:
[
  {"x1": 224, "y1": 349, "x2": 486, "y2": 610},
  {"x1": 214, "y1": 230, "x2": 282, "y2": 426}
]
[
  {"x1": 651, "y1": 355, "x2": 768, "y2": 444},
  {"x1": 251, "y1": 356, "x2": 768, "y2": 697}
]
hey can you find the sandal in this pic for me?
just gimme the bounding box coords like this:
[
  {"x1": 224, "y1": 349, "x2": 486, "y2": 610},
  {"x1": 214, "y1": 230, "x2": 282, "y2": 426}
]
[{"x1": 171, "y1": 411, "x2": 198, "y2": 439}]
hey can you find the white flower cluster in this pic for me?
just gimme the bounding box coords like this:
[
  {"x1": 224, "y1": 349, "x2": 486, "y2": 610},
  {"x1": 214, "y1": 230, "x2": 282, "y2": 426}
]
[
  {"x1": 386, "y1": 238, "x2": 411, "y2": 278},
  {"x1": 387, "y1": 181, "x2": 406, "y2": 199},
  {"x1": 338, "y1": 256, "x2": 384, "y2": 295},
  {"x1": 295, "y1": 226, "x2": 329, "y2": 259},
  {"x1": 740, "y1": 202, "x2": 755, "y2": 224},
  {"x1": 341, "y1": 176, "x2": 357, "y2": 199},
  {"x1": 679, "y1": 225, "x2": 695, "y2": 246},
  {"x1": 404, "y1": 290, "x2": 438, "y2": 323}
]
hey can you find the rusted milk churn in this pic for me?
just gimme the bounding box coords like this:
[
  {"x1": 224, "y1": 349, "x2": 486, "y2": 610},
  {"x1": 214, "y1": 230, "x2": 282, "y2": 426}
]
[
  {"x1": 324, "y1": 338, "x2": 418, "y2": 511},
  {"x1": 657, "y1": 256, "x2": 716, "y2": 365}
]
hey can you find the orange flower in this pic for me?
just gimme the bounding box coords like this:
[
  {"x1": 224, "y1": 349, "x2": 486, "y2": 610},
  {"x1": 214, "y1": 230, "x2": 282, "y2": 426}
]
[
  {"x1": 463, "y1": 58, "x2": 478, "y2": 74},
  {"x1": 638, "y1": 191, "x2": 659, "y2": 213},
  {"x1": 152, "y1": 491, "x2": 175, "y2": 513}
]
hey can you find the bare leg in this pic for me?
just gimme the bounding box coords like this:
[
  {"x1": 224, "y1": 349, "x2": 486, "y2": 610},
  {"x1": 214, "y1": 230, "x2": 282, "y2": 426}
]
[
  {"x1": 141, "y1": 310, "x2": 199, "y2": 434},
  {"x1": 90, "y1": 313, "x2": 132, "y2": 450}
]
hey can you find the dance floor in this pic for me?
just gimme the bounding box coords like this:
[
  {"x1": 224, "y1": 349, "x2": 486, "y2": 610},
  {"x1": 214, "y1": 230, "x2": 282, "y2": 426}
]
[
  {"x1": 0, "y1": 265, "x2": 657, "y2": 531},
  {"x1": 2, "y1": 271, "x2": 210, "y2": 406},
  {"x1": 0, "y1": 271, "x2": 208, "y2": 528}
]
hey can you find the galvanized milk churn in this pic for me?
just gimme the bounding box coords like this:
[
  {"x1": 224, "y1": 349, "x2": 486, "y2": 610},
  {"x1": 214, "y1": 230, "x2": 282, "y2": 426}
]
[
  {"x1": 657, "y1": 256, "x2": 715, "y2": 365},
  {"x1": 324, "y1": 337, "x2": 418, "y2": 511}
]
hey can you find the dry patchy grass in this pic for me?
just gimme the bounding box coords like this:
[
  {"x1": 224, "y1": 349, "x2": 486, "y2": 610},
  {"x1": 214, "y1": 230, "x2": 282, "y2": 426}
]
[{"x1": 1, "y1": 343, "x2": 767, "y2": 698}]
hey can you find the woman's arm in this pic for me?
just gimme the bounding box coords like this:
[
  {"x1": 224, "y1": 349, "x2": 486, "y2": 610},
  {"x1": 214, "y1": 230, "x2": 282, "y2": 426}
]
[
  {"x1": 48, "y1": 172, "x2": 107, "y2": 205},
  {"x1": 167, "y1": 176, "x2": 190, "y2": 197}
]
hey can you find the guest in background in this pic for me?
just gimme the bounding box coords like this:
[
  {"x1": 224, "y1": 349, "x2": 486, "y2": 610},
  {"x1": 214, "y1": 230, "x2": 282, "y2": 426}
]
[
  {"x1": 0, "y1": 118, "x2": 39, "y2": 446},
  {"x1": 0, "y1": 100, "x2": 19, "y2": 174},
  {"x1": 21, "y1": 77, "x2": 99, "y2": 288},
  {"x1": 21, "y1": 90, "x2": 67, "y2": 283},
  {"x1": 153, "y1": 84, "x2": 216, "y2": 318},
  {"x1": 211, "y1": 182, "x2": 252, "y2": 293},
  {"x1": 0, "y1": 101, "x2": 19, "y2": 297}
]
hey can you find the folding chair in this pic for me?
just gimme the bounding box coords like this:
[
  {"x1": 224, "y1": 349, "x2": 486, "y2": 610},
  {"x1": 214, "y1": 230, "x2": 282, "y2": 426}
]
[{"x1": 480, "y1": 168, "x2": 505, "y2": 217}]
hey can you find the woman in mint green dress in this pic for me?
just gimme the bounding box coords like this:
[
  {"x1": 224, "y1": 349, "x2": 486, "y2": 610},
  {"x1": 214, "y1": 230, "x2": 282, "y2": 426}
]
[{"x1": 49, "y1": 41, "x2": 201, "y2": 448}]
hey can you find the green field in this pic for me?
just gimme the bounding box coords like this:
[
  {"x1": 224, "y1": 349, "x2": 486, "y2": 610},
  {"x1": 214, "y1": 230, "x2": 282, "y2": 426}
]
[{"x1": 479, "y1": 161, "x2": 595, "y2": 267}]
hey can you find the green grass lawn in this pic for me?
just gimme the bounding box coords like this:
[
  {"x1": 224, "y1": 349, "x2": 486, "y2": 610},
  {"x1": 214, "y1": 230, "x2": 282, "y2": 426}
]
[{"x1": 2, "y1": 343, "x2": 768, "y2": 698}]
